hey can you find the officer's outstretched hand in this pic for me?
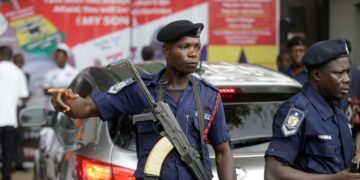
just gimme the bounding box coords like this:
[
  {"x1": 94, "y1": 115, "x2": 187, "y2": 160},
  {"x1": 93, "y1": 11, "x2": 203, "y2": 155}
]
[
  {"x1": 48, "y1": 88, "x2": 80, "y2": 113},
  {"x1": 333, "y1": 169, "x2": 360, "y2": 180}
]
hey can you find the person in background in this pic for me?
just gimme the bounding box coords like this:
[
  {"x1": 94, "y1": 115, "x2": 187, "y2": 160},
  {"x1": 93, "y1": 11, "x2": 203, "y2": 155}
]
[
  {"x1": 47, "y1": 20, "x2": 235, "y2": 179},
  {"x1": 276, "y1": 52, "x2": 291, "y2": 73},
  {"x1": 141, "y1": 45, "x2": 155, "y2": 61},
  {"x1": 42, "y1": 42, "x2": 78, "y2": 106},
  {"x1": 12, "y1": 53, "x2": 30, "y2": 171},
  {"x1": 265, "y1": 39, "x2": 360, "y2": 179},
  {"x1": 0, "y1": 46, "x2": 29, "y2": 180},
  {"x1": 39, "y1": 42, "x2": 79, "y2": 179},
  {"x1": 13, "y1": 53, "x2": 30, "y2": 91},
  {"x1": 13, "y1": 53, "x2": 25, "y2": 69},
  {"x1": 285, "y1": 36, "x2": 308, "y2": 85}
]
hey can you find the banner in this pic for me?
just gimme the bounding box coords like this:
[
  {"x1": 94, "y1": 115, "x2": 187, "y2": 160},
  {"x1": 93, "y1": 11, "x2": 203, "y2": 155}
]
[
  {"x1": 208, "y1": 0, "x2": 278, "y2": 68},
  {"x1": 1, "y1": 0, "x2": 278, "y2": 69},
  {"x1": 131, "y1": 0, "x2": 208, "y2": 61}
]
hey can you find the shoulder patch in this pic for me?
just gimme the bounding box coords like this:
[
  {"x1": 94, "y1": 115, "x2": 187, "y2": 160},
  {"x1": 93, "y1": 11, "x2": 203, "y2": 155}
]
[
  {"x1": 107, "y1": 77, "x2": 135, "y2": 94},
  {"x1": 281, "y1": 107, "x2": 305, "y2": 137}
]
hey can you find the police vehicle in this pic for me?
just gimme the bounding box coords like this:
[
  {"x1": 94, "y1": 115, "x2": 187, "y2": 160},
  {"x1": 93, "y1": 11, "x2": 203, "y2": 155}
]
[{"x1": 20, "y1": 61, "x2": 301, "y2": 180}]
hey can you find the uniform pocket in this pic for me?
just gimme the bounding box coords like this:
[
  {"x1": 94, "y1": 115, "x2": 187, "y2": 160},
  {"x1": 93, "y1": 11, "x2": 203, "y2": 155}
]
[
  {"x1": 305, "y1": 142, "x2": 338, "y2": 157},
  {"x1": 193, "y1": 116, "x2": 210, "y2": 132},
  {"x1": 192, "y1": 114, "x2": 210, "y2": 149},
  {"x1": 305, "y1": 141, "x2": 342, "y2": 173},
  {"x1": 192, "y1": 104, "x2": 212, "y2": 132}
]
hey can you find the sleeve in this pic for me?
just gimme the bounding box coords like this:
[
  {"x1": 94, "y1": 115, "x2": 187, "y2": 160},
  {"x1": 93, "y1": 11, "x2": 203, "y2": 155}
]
[
  {"x1": 208, "y1": 96, "x2": 230, "y2": 145},
  {"x1": 265, "y1": 103, "x2": 304, "y2": 165},
  {"x1": 18, "y1": 71, "x2": 29, "y2": 98},
  {"x1": 91, "y1": 84, "x2": 147, "y2": 122}
]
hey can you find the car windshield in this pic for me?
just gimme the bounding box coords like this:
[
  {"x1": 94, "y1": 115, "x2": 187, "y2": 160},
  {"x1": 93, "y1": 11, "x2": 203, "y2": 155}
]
[{"x1": 224, "y1": 102, "x2": 282, "y2": 148}]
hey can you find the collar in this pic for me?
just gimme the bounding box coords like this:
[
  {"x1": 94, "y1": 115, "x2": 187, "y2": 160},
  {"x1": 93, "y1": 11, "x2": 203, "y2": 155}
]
[
  {"x1": 147, "y1": 68, "x2": 166, "y2": 86},
  {"x1": 302, "y1": 83, "x2": 334, "y2": 120}
]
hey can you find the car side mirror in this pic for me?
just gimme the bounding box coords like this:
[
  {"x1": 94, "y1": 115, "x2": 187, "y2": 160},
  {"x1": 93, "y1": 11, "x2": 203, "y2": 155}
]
[
  {"x1": 19, "y1": 107, "x2": 49, "y2": 127},
  {"x1": 55, "y1": 115, "x2": 79, "y2": 148}
]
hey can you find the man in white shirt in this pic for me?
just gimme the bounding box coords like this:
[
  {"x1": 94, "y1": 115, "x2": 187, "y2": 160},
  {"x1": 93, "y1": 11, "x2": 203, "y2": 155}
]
[
  {"x1": 0, "y1": 46, "x2": 29, "y2": 180},
  {"x1": 43, "y1": 43, "x2": 78, "y2": 108},
  {"x1": 40, "y1": 43, "x2": 78, "y2": 178}
]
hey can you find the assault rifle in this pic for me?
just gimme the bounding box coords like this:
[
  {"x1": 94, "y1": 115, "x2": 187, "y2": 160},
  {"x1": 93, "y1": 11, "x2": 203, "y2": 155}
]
[{"x1": 107, "y1": 57, "x2": 208, "y2": 180}]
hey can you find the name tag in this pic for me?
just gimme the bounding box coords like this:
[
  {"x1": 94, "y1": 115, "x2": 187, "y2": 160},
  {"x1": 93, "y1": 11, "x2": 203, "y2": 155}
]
[
  {"x1": 318, "y1": 135, "x2": 332, "y2": 140},
  {"x1": 195, "y1": 111, "x2": 211, "y2": 121}
]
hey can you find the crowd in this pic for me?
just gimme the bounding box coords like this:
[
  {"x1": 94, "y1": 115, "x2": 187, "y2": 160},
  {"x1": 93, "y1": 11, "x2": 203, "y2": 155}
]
[{"x1": 0, "y1": 42, "x2": 78, "y2": 180}]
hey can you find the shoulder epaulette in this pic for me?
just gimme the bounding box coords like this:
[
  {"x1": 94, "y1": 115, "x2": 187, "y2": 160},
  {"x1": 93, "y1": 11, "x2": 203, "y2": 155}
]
[
  {"x1": 107, "y1": 77, "x2": 135, "y2": 94},
  {"x1": 294, "y1": 94, "x2": 309, "y2": 110}
]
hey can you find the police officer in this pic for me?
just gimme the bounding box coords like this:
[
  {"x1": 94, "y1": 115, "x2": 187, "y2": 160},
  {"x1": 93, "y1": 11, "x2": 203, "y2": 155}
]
[
  {"x1": 48, "y1": 20, "x2": 235, "y2": 180},
  {"x1": 264, "y1": 38, "x2": 360, "y2": 179},
  {"x1": 285, "y1": 36, "x2": 308, "y2": 85}
]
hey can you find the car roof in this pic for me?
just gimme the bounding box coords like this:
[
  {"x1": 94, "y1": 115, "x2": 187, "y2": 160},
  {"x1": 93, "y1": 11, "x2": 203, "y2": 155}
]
[
  {"x1": 135, "y1": 61, "x2": 301, "y2": 88},
  {"x1": 196, "y1": 62, "x2": 301, "y2": 88},
  {"x1": 82, "y1": 61, "x2": 302, "y2": 94}
]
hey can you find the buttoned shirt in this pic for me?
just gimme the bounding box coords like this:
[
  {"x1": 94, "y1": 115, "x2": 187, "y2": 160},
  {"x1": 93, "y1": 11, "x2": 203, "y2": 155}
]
[
  {"x1": 42, "y1": 64, "x2": 78, "y2": 89},
  {"x1": 92, "y1": 69, "x2": 230, "y2": 179},
  {"x1": 0, "y1": 61, "x2": 29, "y2": 128},
  {"x1": 43, "y1": 64, "x2": 78, "y2": 108},
  {"x1": 265, "y1": 83, "x2": 353, "y2": 174}
]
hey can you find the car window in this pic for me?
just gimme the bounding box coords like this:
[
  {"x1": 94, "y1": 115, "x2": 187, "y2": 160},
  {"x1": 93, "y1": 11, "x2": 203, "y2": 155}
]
[
  {"x1": 136, "y1": 63, "x2": 165, "y2": 74},
  {"x1": 75, "y1": 116, "x2": 99, "y2": 144},
  {"x1": 108, "y1": 115, "x2": 136, "y2": 151},
  {"x1": 107, "y1": 62, "x2": 164, "y2": 81},
  {"x1": 55, "y1": 113, "x2": 78, "y2": 146},
  {"x1": 72, "y1": 78, "x2": 99, "y2": 144},
  {"x1": 225, "y1": 101, "x2": 281, "y2": 148}
]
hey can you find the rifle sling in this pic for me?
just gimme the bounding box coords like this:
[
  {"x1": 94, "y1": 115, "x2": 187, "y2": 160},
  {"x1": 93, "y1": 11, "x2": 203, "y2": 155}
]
[{"x1": 157, "y1": 73, "x2": 207, "y2": 170}]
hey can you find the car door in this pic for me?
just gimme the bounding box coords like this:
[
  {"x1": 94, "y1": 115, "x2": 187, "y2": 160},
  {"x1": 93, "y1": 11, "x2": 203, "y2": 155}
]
[{"x1": 53, "y1": 73, "x2": 100, "y2": 180}]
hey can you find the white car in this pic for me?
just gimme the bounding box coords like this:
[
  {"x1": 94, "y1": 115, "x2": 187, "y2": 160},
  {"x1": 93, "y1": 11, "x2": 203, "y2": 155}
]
[{"x1": 20, "y1": 61, "x2": 301, "y2": 180}]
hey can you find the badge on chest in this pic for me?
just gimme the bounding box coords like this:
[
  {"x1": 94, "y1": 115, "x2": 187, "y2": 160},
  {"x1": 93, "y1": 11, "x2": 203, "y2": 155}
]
[{"x1": 281, "y1": 107, "x2": 305, "y2": 137}]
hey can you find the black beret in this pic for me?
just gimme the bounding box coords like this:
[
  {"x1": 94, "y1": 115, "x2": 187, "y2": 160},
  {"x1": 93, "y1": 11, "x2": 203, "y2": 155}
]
[
  {"x1": 286, "y1": 36, "x2": 306, "y2": 48},
  {"x1": 157, "y1": 20, "x2": 204, "y2": 43},
  {"x1": 301, "y1": 38, "x2": 349, "y2": 67}
]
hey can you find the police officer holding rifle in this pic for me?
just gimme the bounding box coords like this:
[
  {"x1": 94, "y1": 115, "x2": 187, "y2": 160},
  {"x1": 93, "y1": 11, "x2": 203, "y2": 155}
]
[{"x1": 48, "y1": 20, "x2": 235, "y2": 180}]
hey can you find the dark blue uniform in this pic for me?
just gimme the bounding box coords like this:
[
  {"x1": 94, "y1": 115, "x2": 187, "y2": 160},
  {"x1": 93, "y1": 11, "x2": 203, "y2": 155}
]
[
  {"x1": 92, "y1": 69, "x2": 230, "y2": 179},
  {"x1": 266, "y1": 83, "x2": 354, "y2": 174},
  {"x1": 285, "y1": 67, "x2": 308, "y2": 85}
]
